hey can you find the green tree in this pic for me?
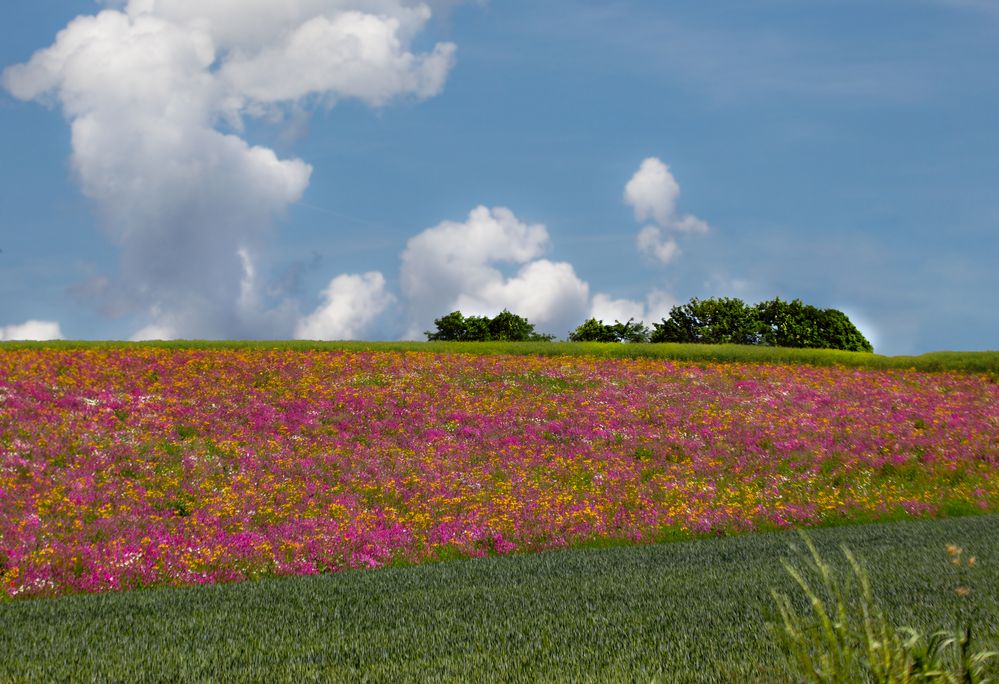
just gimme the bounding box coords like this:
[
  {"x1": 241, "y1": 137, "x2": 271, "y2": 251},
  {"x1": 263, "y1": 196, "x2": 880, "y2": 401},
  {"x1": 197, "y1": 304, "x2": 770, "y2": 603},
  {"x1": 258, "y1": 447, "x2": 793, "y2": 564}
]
[
  {"x1": 488, "y1": 309, "x2": 536, "y2": 341},
  {"x1": 755, "y1": 298, "x2": 873, "y2": 352},
  {"x1": 463, "y1": 314, "x2": 492, "y2": 341},
  {"x1": 425, "y1": 311, "x2": 471, "y2": 341},
  {"x1": 425, "y1": 310, "x2": 553, "y2": 342},
  {"x1": 650, "y1": 297, "x2": 763, "y2": 345},
  {"x1": 569, "y1": 318, "x2": 650, "y2": 343}
]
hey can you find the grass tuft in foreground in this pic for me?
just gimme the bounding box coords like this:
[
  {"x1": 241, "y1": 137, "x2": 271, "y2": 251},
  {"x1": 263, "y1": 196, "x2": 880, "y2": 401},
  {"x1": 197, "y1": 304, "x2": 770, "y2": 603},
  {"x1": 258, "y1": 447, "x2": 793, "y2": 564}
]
[{"x1": 772, "y1": 533, "x2": 998, "y2": 683}]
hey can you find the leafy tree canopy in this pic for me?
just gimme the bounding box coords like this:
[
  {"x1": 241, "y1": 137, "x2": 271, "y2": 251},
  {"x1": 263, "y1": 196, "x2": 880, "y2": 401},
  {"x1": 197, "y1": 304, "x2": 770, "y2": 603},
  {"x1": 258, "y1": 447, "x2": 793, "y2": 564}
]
[
  {"x1": 649, "y1": 297, "x2": 764, "y2": 346},
  {"x1": 425, "y1": 310, "x2": 555, "y2": 342},
  {"x1": 755, "y1": 298, "x2": 873, "y2": 352},
  {"x1": 649, "y1": 297, "x2": 873, "y2": 352},
  {"x1": 568, "y1": 318, "x2": 650, "y2": 343}
]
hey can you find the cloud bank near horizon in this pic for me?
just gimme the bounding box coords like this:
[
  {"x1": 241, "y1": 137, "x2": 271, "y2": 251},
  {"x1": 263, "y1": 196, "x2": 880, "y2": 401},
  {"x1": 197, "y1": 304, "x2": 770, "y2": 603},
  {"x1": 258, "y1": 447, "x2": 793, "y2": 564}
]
[{"x1": 0, "y1": 320, "x2": 64, "y2": 341}]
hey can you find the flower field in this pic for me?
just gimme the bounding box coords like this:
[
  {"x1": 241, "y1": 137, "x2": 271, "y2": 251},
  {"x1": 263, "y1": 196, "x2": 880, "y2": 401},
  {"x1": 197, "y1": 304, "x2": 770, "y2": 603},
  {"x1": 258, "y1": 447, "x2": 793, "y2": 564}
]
[{"x1": 1, "y1": 348, "x2": 997, "y2": 598}]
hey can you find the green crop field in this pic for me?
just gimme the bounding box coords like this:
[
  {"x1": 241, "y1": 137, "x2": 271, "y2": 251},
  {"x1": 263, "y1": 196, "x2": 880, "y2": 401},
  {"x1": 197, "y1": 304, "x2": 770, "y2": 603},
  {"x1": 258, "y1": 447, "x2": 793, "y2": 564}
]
[{"x1": 2, "y1": 514, "x2": 998, "y2": 682}]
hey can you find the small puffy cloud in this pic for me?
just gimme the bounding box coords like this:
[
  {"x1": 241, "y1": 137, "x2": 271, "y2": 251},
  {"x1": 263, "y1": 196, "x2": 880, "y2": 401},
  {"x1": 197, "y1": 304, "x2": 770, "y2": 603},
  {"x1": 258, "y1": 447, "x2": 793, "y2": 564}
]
[
  {"x1": 636, "y1": 226, "x2": 681, "y2": 264},
  {"x1": 672, "y1": 214, "x2": 710, "y2": 234},
  {"x1": 296, "y1": 272, "x2": 395, "y2": 340},
  {"x1": 0, "y1": 321, "x2": 65, "y2": 341},
  {"x1": 625, "y1": 157, "x2": 709, "y2": 264},
  {"x1": 400, "y1": 206, "x2": 589, "y2": 337},
  {"x1": 624, "y1": 157, "x2": 680, "y2": 227}
]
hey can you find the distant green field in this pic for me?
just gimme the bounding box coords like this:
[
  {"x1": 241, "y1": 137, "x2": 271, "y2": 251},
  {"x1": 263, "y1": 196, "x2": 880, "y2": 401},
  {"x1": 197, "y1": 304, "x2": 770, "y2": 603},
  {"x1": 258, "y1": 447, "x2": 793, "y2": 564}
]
[
  {"x1": 3, "y1": 338, "x2": 998, "y2": 375},
  {"x1": 2, "y1": 515, "x2": 998, "y2": 683}
]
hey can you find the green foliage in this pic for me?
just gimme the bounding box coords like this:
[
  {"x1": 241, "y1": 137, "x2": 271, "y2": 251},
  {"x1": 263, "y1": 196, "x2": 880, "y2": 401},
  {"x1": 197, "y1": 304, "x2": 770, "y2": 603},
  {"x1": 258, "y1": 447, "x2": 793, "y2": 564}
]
[
  {"x1": 488, "y1": 309, "x2": 548, "y2": 342},
  {"x1": 424, "y1": 310, "x2": 472, "y2": 341},
  {"x1": 3, "y1": 515, "x2": 999, "y2": 682},
  {"x1": 771, "y1": 532, "x2": 998, "y2": 683},
  {"x1": 425, "y1": 310, "x2": 554, "y2": 342},
  {"x1": 757, "y1": 298, "x2": 873, "y2": 353},
  {"x1": 650, "y1": 297, "x2": 765, "y2": 345},
  {"x1": 649, "y1": 297, "x2": 874, "y2": 352},
  {"x1": 568, "y1": 318, "x2": 650, "y2": 343}
]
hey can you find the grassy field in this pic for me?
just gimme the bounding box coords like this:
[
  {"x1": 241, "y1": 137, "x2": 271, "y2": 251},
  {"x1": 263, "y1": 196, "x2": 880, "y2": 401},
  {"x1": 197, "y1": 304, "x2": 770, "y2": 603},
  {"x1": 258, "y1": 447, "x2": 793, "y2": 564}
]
[
  {"x1": 2, "y1": 514, "x2": 998, "y2": 682},
  {"x1": 2, "y1": 338, "x2": 999, "y2": 375}
]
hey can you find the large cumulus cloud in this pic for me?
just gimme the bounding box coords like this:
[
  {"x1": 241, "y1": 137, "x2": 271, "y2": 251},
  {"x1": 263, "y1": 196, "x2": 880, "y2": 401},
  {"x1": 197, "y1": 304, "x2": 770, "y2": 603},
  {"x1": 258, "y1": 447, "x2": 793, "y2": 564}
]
[{"x1": 4, "y1": 1, "x2": 457, "y2": 339}]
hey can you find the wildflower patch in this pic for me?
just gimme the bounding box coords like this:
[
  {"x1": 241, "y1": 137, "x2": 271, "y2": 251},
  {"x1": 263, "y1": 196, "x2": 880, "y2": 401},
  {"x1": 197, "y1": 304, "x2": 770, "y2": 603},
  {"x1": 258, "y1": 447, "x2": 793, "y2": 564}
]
[{"x1": 1, "y1": 348, "x2": 996, "y2": 598}]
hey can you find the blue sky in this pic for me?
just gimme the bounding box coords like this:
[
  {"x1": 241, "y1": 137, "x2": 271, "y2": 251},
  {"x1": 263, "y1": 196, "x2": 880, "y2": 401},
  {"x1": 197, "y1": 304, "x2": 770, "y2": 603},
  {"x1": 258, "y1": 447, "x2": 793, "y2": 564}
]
[{"x1": 1, "y1": 0, "x2": 997, "y2": 354}]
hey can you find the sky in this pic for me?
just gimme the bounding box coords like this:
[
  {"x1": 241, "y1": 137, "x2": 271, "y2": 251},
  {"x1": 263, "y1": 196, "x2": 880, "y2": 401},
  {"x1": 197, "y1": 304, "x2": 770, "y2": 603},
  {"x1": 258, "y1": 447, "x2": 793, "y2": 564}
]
[{"x1": 1, "y1": 0, "x2": 997, "y2": 354}]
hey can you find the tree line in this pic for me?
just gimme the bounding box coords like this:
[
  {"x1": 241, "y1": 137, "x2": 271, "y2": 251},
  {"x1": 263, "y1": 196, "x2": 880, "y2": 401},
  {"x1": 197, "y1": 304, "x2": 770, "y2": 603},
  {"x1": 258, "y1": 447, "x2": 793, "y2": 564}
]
[{"x1": 425, "y1": 297, "x2": 874, "y2": 352}]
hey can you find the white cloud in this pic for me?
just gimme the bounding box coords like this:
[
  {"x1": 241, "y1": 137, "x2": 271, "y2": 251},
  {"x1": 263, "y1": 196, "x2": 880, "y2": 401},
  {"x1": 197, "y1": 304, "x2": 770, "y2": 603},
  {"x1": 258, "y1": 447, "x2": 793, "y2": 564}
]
[
  {"x1": 645, "y1": 288, "x2": 679, "y2": 322},
  {"x1": 455, "y1": 259, "x2": 590, "y2": 329},
  {"x1": 112, "y1": 1, "x2": 449, "y2": 53},
  {"x1": 589, "y1": 289, "x2": 677, "y2": 325},
  {"x1": 625, "y1": 157, "x2": 709, "y2": 264},
  {"x1": 589, "y1": 294, "x2": 646, "y2": 324},
  {"x1": 624, "y1": 157, "x2": 680, "y2": 227},
  {"x1": 220, "y1": 12, "x2": 456, "y2": 107},
  {"x1": 295, "y1": 272, "x2": 395, "y2": 340},
  {"x1": 672, "y1": 214, "x2": 710, "y2": 234},
  {"x1": 636, "y1": 226, "x2": 681, "y2": 264},
  {"x1": 129, "y1": 323, "x2": 176, "y2": 342},
  {"x1": 4, "y1": 1, "x2": 458, "y2": 340},
  {"x1": 400, "y1": 206, "x2": 590, "y2": 337},
  {"x1": 0, "y1": 321, "x2": 65, "y2": 341}
]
